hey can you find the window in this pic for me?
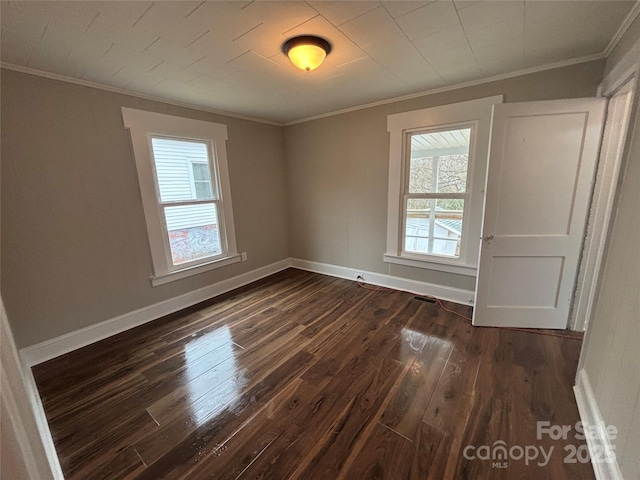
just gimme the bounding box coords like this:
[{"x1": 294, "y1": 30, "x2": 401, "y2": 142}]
[
  {"x1": 385, "y1": 96, "x2": 503, "y2": 276},
  {"x1": 404, "y1": 127, "x2": 471, "y2": 258},
  {"x1": 151, "y1": 137, "x2": 222, "y2": 266},
  {"x1": 122, "y1": 108, "x2": 241, "y2": 286}
]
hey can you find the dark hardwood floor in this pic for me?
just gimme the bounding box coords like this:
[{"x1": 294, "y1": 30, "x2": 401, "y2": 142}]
[{"x1": 32, "y1": 269, "x2": 594, "y2": 479}]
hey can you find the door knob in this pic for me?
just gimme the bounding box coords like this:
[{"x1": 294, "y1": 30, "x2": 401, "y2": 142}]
[{"x1": 481, "y1": 235, "x2": 494, "y2": 241}]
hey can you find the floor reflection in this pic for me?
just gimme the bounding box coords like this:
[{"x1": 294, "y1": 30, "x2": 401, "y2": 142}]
[
  {"x1": 400, "y1": 327, "x2": 454, "y2": 362},
  {"x1": 183, "y1": 326, "x2": 246, "y2": 427}
]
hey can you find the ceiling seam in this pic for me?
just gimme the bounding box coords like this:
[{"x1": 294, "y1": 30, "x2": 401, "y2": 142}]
[
  {"x1": 333, "y1": 2, "x2": 381, "y2": 28},
  {"x1": 381, "y1": 2, "x2": 447, "y2": 86},
  {"x1": 451, "y1": 0, "x2": 482, "y2": 74},
  {"x1": 186, "y1": 30, "x2": 210, "y2": 49},
  {"x1": 282, "y1": 14, "x2": 320, "y2": 36},
  {"x1": 185, "y1": 1, "x2": 206, "y2": 19},
  {"x1": 331, "y1": 6, "x2": 406, "y2": 84},
  {"x1": 85, "y1": 12, "x2": 99, "y2": 34},
  {"x1": 132, "y1": 2, "x2": 153, "y2": 28}
]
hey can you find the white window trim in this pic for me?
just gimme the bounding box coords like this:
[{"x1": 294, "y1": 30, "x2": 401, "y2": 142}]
[
  {"x1": 150, "y1": 255, "x2": 242, "y2": 286},
  {"x1": 122, "y1": 107, "x2": 241, "y2": 286},
  {"x1": 385, "y1": 95, "x2": 503, "y2": 276}
]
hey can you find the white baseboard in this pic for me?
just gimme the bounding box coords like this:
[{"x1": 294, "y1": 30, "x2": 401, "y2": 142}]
[
  {"x1": 20, "y1": 258, "x2": 291, "y2": 367},
  {"x1": 20, "y1": 257, "x2": 475, "y2": 367},
  {"x1": 290, "y1": 258, "x2": 475, "y2": 306},
  {"x1": 574, "y1": 368, "x2": 623, "y2": 480}
]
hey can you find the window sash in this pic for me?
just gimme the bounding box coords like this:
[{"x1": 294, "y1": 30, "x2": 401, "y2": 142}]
[
  {"x1": 160, "y1": 198, "x2": 227, "y2": 269},
  {"x1": 148, "y1": 135, "x2": 227, "y2": 271},
  {"x1": 150, "y1": 135, "x2": 220, "y2": 202},
  {"x1": 148, "y1": 134, "x2": 229, "y2": 272},
  {"x1": 158, "y1": 198, "x2": 217, "y2": 208},
  {"x1": 402, "y1": 193, "x2": 467, "y2": 258},
  {"x1": 404, "y1": 144, "x2": 471, "y2": 195},
  {"x1": 405, "y1": 128, "x2": 471, "y2": 196},
  {"x1": 402, "y1": 192, "x2": 468, "y2": 199},
  {"x1": 401, "y1": 125, "x2": 472, "y2": 261},
  {"x1": 406, "y1": 235, "x2": 460, "y2": 241}
]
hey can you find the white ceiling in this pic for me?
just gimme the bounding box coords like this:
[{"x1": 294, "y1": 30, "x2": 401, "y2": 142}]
[{"x1": 1, "y1": 1, "x2": 637, "y2": 124}]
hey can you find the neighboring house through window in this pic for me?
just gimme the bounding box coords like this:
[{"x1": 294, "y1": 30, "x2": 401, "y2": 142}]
[
  {"x1": 385, "y1": 96, "x2": 503, "y2": 276},
  {"x1": 122, "y1": 108, "x2": 241, "y2": 286}
]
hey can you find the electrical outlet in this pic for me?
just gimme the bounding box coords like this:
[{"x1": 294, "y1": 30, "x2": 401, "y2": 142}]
[{"x1": 241, "y1": 252, "x2": 247, "y2": 261}]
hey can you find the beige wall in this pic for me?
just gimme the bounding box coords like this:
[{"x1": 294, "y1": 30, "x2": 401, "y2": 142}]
[
  {"x1": 578, "y1": 18, "x2": 640, "y2": 479},
  {"x1": 1, "y1": 69, "x2": 290, "y2": 348},
  {"x1": 284, "y1": 60, "x2": 605, "y2": 292},
  {"x1": 0, "y1": 60, "x2": 607, "y2": 349}
]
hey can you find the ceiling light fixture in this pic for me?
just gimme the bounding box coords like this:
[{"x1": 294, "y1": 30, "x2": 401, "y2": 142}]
[{"x1": 282, "y1": 35, "x2": 332, "y2": 71}]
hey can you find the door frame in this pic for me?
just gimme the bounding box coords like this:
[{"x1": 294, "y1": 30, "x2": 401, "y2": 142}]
[
  {"x1": 570, "y1": 66, "x2": 638, "y2": 331},
  {"x1": 1, "y1": 299, "x2": 65, "y2": 479}
]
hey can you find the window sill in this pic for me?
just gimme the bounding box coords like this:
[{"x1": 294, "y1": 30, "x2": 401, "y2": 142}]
[
  {"x1": 151, "y1": 253, "x2": 243, "y2": 286},
  {"x1": 383, "y1": 254, "x2": 477, "y2": 277}
]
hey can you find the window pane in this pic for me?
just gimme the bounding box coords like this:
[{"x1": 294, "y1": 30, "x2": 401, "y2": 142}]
[
  {"x1": 194, "y1": 181, "x2": 213, "y2": 200},
  {"x1": 405, "y1": 198, "x2": 464, "y2": 258},
  {"x1": 193, "y1": 163, "x2": 213, "y2": 199},
  {"x1": 151, "y1": 137, "x2": 215, "y2": 202},
  {"x1": 164, "y1": 203, "x2": 222, "y2": 265},
  {"x1": 192, "y1": 163, "x2": 209, "y2": 181},
  {"x1": 405, "y1": 198, "x2": 432, "y2": 253},
  {"x1": 408, "y1": 128, "x2": 470, "y2": 194}
]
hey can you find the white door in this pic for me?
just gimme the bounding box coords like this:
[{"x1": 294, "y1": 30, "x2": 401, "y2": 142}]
[{"x1": 473, "y1": 98, "x2": 606, "y2": 329}]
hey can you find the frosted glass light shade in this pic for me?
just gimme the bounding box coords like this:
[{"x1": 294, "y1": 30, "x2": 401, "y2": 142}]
[
  {"x1": 282, "y1": 36, "x2": 332, "y2": 72},
  {"x1": 287, "y1": 44, "x2": 327, "y2": 71}
]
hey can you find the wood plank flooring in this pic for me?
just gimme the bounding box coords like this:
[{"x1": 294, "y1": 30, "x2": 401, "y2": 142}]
[{"x1": 32, "y1": 269, "x2": 595, "y2": 479}]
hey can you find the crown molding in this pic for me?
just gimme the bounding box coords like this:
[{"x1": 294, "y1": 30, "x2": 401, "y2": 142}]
[
  {"x1": 604, "y1": 0, "x2": 640, "y2": 58},
  {"x1": 1, "y1": 52, "x2": 608, "y2": 128},
  {"x1": 0, "y1": 63, "x2": 284, "y2": 127},
  {"x1": 283, "y1": 54, "x2": 605, "y2": 126}
]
